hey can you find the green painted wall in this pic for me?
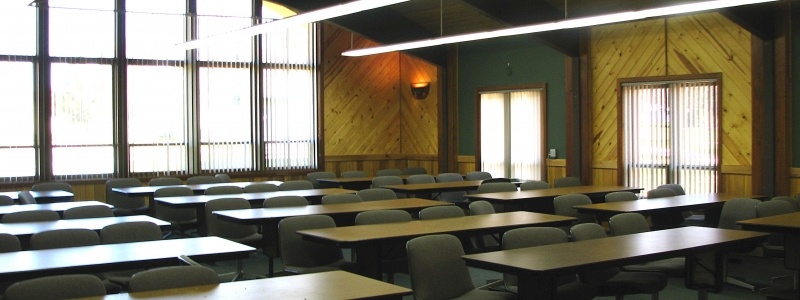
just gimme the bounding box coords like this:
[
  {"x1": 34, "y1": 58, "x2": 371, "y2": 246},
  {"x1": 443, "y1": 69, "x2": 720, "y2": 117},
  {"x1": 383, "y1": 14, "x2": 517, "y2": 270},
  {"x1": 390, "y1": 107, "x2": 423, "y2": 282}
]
[
  {"x1": 793, "y1": 10, "x2": 800, "y2": 167},
  {"x1": 456, "y1": 35, "x2": 567, "y2": 157}
]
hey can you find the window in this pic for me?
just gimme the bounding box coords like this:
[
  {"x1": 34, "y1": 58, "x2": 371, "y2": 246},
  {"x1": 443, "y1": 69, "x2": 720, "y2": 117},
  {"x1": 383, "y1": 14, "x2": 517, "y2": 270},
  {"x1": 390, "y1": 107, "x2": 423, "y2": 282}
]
[
  {"x1": 478, "y1": 86, "x2": 546, "y2": 180},
  {"x1": 621, "y1": 77, "x2": 720, "y2": 194}
]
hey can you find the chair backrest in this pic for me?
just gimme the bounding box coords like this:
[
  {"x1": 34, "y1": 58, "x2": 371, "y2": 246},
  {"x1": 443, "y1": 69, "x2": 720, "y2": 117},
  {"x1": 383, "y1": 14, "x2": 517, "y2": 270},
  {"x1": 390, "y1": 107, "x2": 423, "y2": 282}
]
[
  {"x1": 406, "y1": 234, "x2": 475, "y2": 300},
  {"x1": 186, "y1": 175, "x2": 220, "y2": 185},
  {"x1": 105, "y1": 178, "x2": 146, "y2": 210},
  {"x1": 356, "y1": 188, "x2": 398, "y2": 201},
  {"x1": 502, "y1": 227, "x2": 570, "y2": 288},
  {"x1": 153, "y1": 186, "x2": 196, "y2": 221},
  {"x1": 419, "y1": 206, "x2": 465, "y2": 220},
  {"x1": 605, "y1": 191, "x2": 639, "y2": 203},
  {"x1": 718, "y1": 198, "x2": 760, "y2": 230},
  {"x1": 435, "y1": 173, "x2": 467, "y2": 202},
  {"x1": 757, "y1": 199, "x2": 795, "y2": 218},
  {"x1": 263, "y1": 195, "x2": 308, "y2": 208},
  {"x1": 278, "y1": 215, "x2": 344, "y2": 268},
  {"x1": 519, "y1": 180, "x2": 550, "y2": 191},
  {"x1": 608, "y1": 212, "x2": 650, "y2": 236},
  {"x1": 647, "y1": 188, "x2": 676, "y2": 199},
  {"x1": 554, "y1": 176, "x2": 582, "y2": 188},
  {"x1": 63, "y1": 205, "x2": 115, "y2": 219},
  {"x1": 206, "y1": 198, "x2": 258, "y2": 239},
  {"x1": 29, "y1": 228, "x2": 100, "y2": 250},
  {"x1": 481, "y1": 178, "x2": 512, "y2": 184},
  {"x1": 569, "y1": 223, "x2": 620, "y2": 284},
  {"x1": 128, "y1": 266, "x2": 219, "y2": 292},
  {"x1": 375, "y1": 168, "x2": 403, "y2": 177},
  {"x1": 340, "y1": 170, "x2": 367, "y2": 178},
  {"x1": 279, "y1": 180, "x2": 314, "y2": 191},
  {"x1": 100, "y1": 221, "x2": 163, "y2": 244},
  {"x1": 243, "y1": 183, "x2": 279, "y2": 193},
  {"x1": 214, "y1": 174, "x2": 232, "y2": 183},
  {"x1": 405, "y1": 174, "x2": 436, "y2": 184},
  {"x1": 148, "y1": 177, "x2": 183, "y2": 186},
  {"x1": 402, "y1": 167, "x2": 428, "y2": 175},
  {"x1": 553, "y1": 194, "x2": 596, "y2": 224},
  {"x1": 476, "y1": 182, "x2": 518, "y2": 194},
  {"x1": 321, "y1": 193, "x2": 362, "y2": 205},
  {"x1": 204, "y1": 185, "x2": 243, "y2": 195},
  {"x1": 0, "y1": 233, "x2": 22, "y2": 252},
  {"x1": 469, "y1": 200, "x2": 496, "y2": 215},
  {"x1": 18, "y1": 191, "x2": 36, "y2": 204},
  {"x1": 1, "y1": 210, "x2": 60, "y2": 223},
  {"x1": 307, "y1": 171, "x2": 336, "y2": 189},
  {"x1": 3, "y1": 274, "x2": 107, "y2": 300},
  {"x1": 154, "y1": 186, "x2": 194, "y2": 197},
  {"x1": 0, "y1": 195, "x2": 14, "y2": 206},
  {"x1": 371, "y1": 176, "x2": 403, "y2": 188},
  {"x1": 769, "y1": 196, "x2": 799, "y2": 211},
  {"x1": 354, "y1": 210, "x2": 412, "y2": 225},
  {"x1": 657, "y1": 184, "x2": 686, "y2": 196},
  {"x1": 31, "y1": 181, "x2": 74, "y2": 193},
  {"x1": 464, "y1": 171, "x2": 492, "y2": 181}
]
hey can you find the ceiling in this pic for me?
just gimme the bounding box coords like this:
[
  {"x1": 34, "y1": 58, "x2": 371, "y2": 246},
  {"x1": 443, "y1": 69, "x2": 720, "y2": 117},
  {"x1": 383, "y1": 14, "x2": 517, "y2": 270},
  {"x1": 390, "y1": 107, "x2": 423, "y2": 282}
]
[{"x1": 268, "y1": 0, "x2": 779, "y2": 66}]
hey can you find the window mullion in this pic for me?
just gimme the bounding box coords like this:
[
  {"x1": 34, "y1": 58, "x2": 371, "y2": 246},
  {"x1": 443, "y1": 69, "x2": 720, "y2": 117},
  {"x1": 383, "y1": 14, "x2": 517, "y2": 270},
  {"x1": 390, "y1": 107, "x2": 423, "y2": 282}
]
[
  {"x1": 36, "y1": 2, "x2": 52, "y2": 181},
  {"x1": 185, "y1": 0, "x2": 200, "y2": 174},
  {"x1": 113, "y1": 0, "x2": 128, "y2": 176}
]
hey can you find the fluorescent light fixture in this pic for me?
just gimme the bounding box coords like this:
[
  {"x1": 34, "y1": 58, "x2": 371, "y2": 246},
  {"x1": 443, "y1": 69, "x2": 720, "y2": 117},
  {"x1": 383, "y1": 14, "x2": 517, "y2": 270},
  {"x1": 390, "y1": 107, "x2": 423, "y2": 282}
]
[
  {"x1": 342, "y1": 0, "x2": 777, "y2": 57},
  {"x1": 178, "y1": 0, "x2": 409, "y2": 50}
]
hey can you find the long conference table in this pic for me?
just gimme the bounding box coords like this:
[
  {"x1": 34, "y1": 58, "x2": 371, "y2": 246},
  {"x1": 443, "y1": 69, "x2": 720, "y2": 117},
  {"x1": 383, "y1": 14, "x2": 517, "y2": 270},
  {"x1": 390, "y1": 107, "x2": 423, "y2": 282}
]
[
  {"x1": 0, "y1": 236, "x2": 255, "y2": 282},
  {"x1": 94, "y1": 270, "x2": 412, "y2": 300},
  {"x1": 0, "y1": 215, "x2": 168, "y2": 239},
  {"x1": 0, "y1": 201, "x2": 113, "y2": 218},
  {"x1": 316, "y1": 176, "x2": 410, "y2": 190},
  {"x1": 297, "y1": 211, "x2": 576, "y2": 280},
  {"x1": 214, "y1": 198, "x2": 453, "y2": 277},
  {"x1": 738, "y1": 211, "x2": 800, "y2": 299},
  {"x1": 381, "y1": 180, "x2": 485, "y2": 199},
  {"x1": 462, "y1": 226, "x2": 768, "y2": 300},
  {"x1": 0, "y1": 190, "x2": 75, "y2": 203},
  {"x1": 464, "y1": 185, "x2": 644, "y2": 213}
]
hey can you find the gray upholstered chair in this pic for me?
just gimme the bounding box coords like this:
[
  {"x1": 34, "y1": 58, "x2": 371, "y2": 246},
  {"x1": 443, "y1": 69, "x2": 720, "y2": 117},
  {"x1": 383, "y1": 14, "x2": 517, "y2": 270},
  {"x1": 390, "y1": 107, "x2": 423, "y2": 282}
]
[
  {"x1": 605, "y1": 191, "x2": 639, "y2": 203},
  {"x1": 263, "y1": 195, "x2": 308, "y2": 208},
  {"x1": 756, "y1": 200, "x2": 795, "y2": 257},
  {"x1": 405, "y1": 174, "x2": 436, "y2": 184},
  {"x1": 341, "y1": 170, "x2": 367, "y2": 178},
  {"x1": 31, "y1": 181, "x2": 74, "y2": 203},
  {"x1": 519, "y1": 180, "x2": 550, "y2": 191},
  {"x1": 204, "y1": 185, "x2": 243, "y2": 195},
  {"x1": 356, "y1": 188, "x2": 398, "y2": 201},
  {"x1": 570, "y1": 223, "x2": 668, "y2": 300},
  {"x1": 153, "y1": 186, "x2": 198, "y2": 238},
  {"x1": 306, "y1": 171, "x2": 336, "y2": 189},
  {"x1": 0, "y1": 195, "x2": 13, "y2": 206},
  {"x1": 214, "y1": 174, "x2": 232, "y2": 183},
  {"x1": 717, "y1": 198, "x2": 761, "y2": 290},
  {"x1": 0, "y1": 233, "x2": 22, "y2": 252},
  {"x1": 321, "y1": 193, "x2": 362, "y2": 205},
  {"x1": 553, "y1": 194, "x2": 596, "y2": 225},
  {"x1": 406, "y1": 234, "x2": 516, "y2": 300},
  {"x1": 186, "y1": 175, "x2": 220, "y2": 185},
  {"x1": 100, "y1": 221, "x2": 163, "y2": 244},
  {"x1": 148, "y1": 177, "x2": 183, "y2": 187},
  {"x1": 435, "y1": 173, "x2": 468, "y2": 202},
  {"x1": 279, "y1": 180, "x2": 314, "y2": 191},
  {"x1": 354, "y1": 210, "x2": 413, "y2": 283},
  {"x1": 128, "y1": 266, "x2": 219, "y2": 292},
  {"x1": 206, "y1": 197, "x2": 261, "y2": 247},
  {"x1": 105, "y1": 178, "x2": 148, "y2": 216},
  {"x1": 656, "y1": 183, "x2": 686, "y2": 195},
  {"x1": 465, "y1": 171, "x2": 492, "y2": 181},
  {"x1": 371, "y1": 175, "x2": 403, "y2": 188},
  {"x1": 3, "y1": 274, "x2": 106, "y2": 300},
  {"x1": 1, "y1": 210, "x2": 60, "y2": 223},
  {"x1": 646, "y1": 188, "x2": 684, "y2": 228},
  {"x1": 403, "y1": 167, "x2": 428, "y2": 175},
  {"x1": 277, "y1": 215, "x2": 358, "y2": 274},
  {"x1": 418, "y1": 206, "x2": 465, "y2": 220},
  {"x1": 554, "y1": 176, "x2": 582, "y2": 188},
  {"x1": 770, "y1": 196, "x2": 799, "y2": 211},
  {"x1": 375, "y1": 168, "x2": 403, "y2": 176},
  {"x1": 63, "y1": 205, "x2": 115, "y2": 219},
  {"x1": 17, "y1": 191, "x2": 36, "y2": 205},
  {"x1": 29, "y1": 228, "x2": 101, "y2": 250},
  {"x1": 469, "y1": 200, "x2": 500, "y2": 250},
  {"x1": 476, "y1": 182, "x2": 518, "y2": 194},
  {"x1": 502, "y1": 227, "x2": 597, "y2": 299},
  {"x1": 608, "y1": 213, "x2": 685, "y2": 277},
  {"x1": 243, "y1": 183, "x2": 279, "y2": 193}
]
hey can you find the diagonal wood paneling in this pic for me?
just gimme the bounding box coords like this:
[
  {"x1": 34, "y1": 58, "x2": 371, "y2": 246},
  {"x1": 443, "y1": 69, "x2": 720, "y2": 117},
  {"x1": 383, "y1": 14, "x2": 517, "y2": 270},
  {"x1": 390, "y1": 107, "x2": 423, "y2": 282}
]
[
  {"x1": 666, "y1": 12, "x2": 752, "y2": 167},
  {"x1": 400, "y1": 54, "x2": 438, "y2": 155}
]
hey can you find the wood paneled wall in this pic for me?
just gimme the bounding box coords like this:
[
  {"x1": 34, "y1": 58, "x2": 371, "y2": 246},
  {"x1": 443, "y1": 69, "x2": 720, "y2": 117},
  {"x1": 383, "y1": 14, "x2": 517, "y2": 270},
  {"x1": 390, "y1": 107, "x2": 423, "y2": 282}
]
[{"x1": 589, "y1": 13, "x2": 754, "y2": 194}]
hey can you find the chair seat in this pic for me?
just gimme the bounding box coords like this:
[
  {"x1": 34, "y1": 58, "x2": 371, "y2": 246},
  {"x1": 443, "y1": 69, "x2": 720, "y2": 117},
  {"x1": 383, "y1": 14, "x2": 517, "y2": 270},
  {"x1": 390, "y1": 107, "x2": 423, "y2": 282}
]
[
  {"x1": 622, "y1": 257, "x2": 686, "y2": 277},
  {"x1": 593, "y1": 271, "x2": 668, "y2": 296},
  {"x1": 452, "y1": 288, "x2": 516, "y2": 300}
]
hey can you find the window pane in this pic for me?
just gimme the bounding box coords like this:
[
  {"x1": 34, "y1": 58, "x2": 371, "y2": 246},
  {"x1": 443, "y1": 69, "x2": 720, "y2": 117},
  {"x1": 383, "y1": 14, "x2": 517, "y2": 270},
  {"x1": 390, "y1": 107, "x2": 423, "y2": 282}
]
[
  {"x1": 126, "y1": 1, "x2": 186, "y2": 60},
  {"x1": 264, "y1": 68, "x2": 317, "y2": 169},
  {"x1": 0, "y1": 3, "x2": 36, "y2": 55},
  {"x1": 128, "y1": 65, "x2": 187, "y2": 174},
  {"x1": 199, "y1": 67, "x2": 253, "y2": 171},
  {"x1": 51, "y1": 63, "x2": 114, "y2": 176},
  {"x1": 0, "y1": 62, "x2": 35, "y2": 178},
  {"x1": 49, "y1": 0, "x2": 115, "y2": 58},
  {"x1": 479, "y1": 92, "x2": 505, "y2": 178},
  {"x1": 197, "y1": 0, "x2": 251, "y2": 62}
]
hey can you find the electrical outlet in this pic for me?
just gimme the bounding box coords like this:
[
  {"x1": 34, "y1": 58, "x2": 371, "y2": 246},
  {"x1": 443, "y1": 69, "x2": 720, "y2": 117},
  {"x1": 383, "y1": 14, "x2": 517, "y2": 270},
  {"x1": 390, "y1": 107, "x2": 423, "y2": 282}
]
[{"x1": 548, "y1": 149, "x2": 557, "y2": 158}]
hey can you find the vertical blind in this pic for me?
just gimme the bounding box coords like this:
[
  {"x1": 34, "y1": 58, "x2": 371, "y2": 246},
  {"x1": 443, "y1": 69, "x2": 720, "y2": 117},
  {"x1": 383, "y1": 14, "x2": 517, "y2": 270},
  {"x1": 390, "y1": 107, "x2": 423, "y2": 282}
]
[{"x1": 622, "y1": 80, "x2": 719, "y2": 194}]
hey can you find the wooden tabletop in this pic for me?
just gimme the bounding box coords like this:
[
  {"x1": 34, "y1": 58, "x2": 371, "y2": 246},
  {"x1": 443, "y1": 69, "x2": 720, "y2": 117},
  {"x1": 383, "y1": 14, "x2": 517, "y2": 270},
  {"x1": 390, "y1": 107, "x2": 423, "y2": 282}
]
[
  {"x1": 381, "y1": 180, "x2": 484, "y2": 194},
  {"x1": 465, "y1": 185, "x2": 643, "y2": 202},
  {"x1": 92, "y1": 270, "x2": 412, "y2": 300},
  {"x1": 738, "y1": 211, "x2": 800, "y2": 233},
  {"x1": 154, "y1": 188, "x2": 357, "y2": 208},
  {"x1": 0, "y1": 215, "x2": 169, "y2": 237},
  {"x1": 0, "y1": 190, "x2": 75, "y2": 201},
  {"x1": 573, "y1": 193, "x2": 756, "y2": 216},
  {"x1": 214, "y1": 198, "x2": 453, "y2": 225},
  {"x1": 111, "y1": 181, "x2": 284, "y2": 197},
  {"x1": 0, "y1": 236, "x2": 255, "y2": 282},
  {"x1": 0, "y1": 201, "x2": 113, "y2": 216},
  {"x1": 462, "y1": 226, "x2": 768, "y2": 300}
]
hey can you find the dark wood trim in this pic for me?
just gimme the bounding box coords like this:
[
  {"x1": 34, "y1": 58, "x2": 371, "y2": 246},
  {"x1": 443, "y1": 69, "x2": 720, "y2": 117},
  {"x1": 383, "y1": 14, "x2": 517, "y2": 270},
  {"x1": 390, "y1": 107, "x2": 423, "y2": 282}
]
[
  {"x1": 578, "y1": 28, "x2": 593, "y2": 185},
  {"x1": 773, "y1": 1, "x2": 792, "y2": 196},
  {"x1": 443, "y1": 44, "x2": 459, "y2": 173},
  {"x1": 751, "y1": 35, "x2": 771, "y2": 196}
]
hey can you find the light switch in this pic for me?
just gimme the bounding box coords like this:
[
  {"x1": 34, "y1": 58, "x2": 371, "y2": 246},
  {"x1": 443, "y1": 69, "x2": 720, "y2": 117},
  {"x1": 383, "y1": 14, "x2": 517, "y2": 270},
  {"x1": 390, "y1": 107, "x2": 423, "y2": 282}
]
[{"x1": 548, "y1": 149, "x2": 557, "y2": 158}]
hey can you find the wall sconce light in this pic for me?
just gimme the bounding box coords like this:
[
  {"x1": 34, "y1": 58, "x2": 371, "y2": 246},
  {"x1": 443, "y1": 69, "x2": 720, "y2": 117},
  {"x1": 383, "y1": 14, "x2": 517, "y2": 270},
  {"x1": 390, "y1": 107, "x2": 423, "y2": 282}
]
[{"x1": 410, "y1": 82, "x2": 430, "y2": 100}]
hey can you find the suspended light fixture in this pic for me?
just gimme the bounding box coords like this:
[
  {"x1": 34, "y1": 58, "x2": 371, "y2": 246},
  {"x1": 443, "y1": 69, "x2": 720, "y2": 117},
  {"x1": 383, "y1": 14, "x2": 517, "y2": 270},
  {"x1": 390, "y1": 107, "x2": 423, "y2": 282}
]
[
  {"x1": 178, "y1": 0, "x2": 410, "y2": 50},
  {"x1": 342, "y1": 0, "x2": 777, "y2": 57}
]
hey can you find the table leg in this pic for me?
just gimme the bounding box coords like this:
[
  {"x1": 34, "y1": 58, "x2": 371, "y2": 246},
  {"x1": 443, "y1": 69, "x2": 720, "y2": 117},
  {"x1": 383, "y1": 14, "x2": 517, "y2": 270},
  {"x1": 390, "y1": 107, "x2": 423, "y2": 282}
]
[
  {"x1": 196, "y1": 206, "x2": 208, "y2": 236},
  {"x1": 262, "y1": 221, "x2": 280, "y2": 277}
]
